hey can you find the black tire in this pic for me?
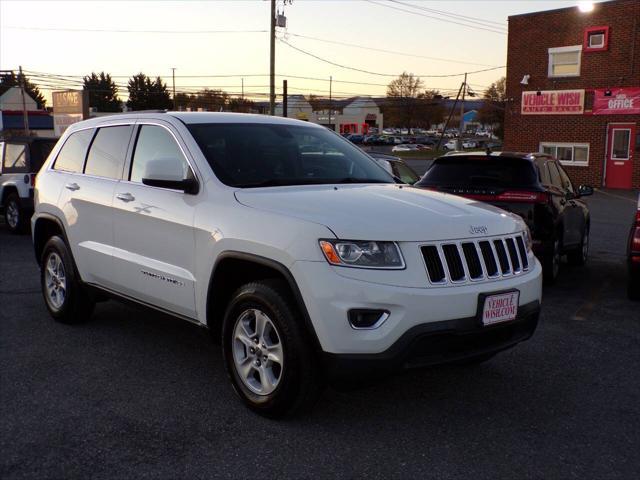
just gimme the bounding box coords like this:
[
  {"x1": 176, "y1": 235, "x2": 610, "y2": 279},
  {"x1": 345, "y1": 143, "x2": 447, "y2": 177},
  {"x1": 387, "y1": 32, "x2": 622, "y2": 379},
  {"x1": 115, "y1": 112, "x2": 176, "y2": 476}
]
[
  {"x1": 542, "y1": 237, "x2": 561, "y2": 285},
  {"x1": 567, "y1": 226, "x2": 589, "y2": 266},
  {"x1": 4, "y1": 192, "x2": 27, "y2": 233},
  {"x1": 221, "y1": 279, "x2": 322, "y2": 418},
  {"x1": 40, "y1": 235, "x2": 95, "y2": 324}
]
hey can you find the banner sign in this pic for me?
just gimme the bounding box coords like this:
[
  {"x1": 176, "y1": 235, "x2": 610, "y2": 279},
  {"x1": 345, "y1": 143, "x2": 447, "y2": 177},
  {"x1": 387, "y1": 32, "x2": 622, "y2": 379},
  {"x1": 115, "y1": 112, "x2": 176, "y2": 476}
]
[
  {"x1": 521, "y1": 89, "x2": 584, "y2": 115},
  {"x1": 592, "y1": 87, "x2": 640, "y2": 115}
]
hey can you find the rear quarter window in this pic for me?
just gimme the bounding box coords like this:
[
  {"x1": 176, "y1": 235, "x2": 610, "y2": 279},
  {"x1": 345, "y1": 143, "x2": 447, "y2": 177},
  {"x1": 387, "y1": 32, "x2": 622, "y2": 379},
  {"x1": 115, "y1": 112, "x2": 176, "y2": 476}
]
[
  {"x1": 419, "y1": 157, "x2": 539, "y2": 188},
  {"x1": 53, "y1": 129, "x2": 94, "y2": 173}
]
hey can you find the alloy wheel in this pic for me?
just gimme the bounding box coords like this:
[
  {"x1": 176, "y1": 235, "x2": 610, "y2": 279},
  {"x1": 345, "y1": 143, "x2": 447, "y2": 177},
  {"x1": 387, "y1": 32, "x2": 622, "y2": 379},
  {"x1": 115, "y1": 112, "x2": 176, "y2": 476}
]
[
  {"x1": 6, "y1": 200, "x2": 19, "y2": 229},
  {"x1": 232, "y1": 308, "x2": 284, "y2": 396},
  {"x1": 44, "y1": 252, "x2": 67, "y2": 310}
]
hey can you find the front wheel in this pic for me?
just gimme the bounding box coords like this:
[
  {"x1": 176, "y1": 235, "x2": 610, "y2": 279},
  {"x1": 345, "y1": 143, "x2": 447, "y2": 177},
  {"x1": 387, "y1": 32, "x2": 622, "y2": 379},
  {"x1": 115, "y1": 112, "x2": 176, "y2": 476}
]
[
  {"x1": 222, "y1": 280, "x2": 322, "y2": 418},
  {"x1": 543, "y1": 237, "x2": 561, "y2": 285},
  {"x1": 41, "y1": 236, "x2": 95, "y2": 324},
  {"x1": 567, "y1": 227, "x2": 589, "y2": 266}
]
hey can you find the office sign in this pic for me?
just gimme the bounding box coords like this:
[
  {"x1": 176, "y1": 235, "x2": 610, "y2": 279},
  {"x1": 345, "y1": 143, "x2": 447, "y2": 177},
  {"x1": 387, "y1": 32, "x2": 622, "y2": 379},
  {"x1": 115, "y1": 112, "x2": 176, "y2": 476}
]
[
  {"x1": 593, "y1": 87, "x2": 640, "y2": 115},
  {"x1": 521, "y1": 89, "x2": 584, "y2": 115}
]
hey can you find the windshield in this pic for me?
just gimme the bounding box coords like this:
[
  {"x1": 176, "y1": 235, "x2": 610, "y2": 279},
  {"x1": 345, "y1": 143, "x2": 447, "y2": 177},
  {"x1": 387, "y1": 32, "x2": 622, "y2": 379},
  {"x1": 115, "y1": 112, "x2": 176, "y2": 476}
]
[
  {"x1": 417, "y1": 156, "x2": 538, "y2": 188},
  {"x1": 187, "y1": 123, "x2": 394, "y2": 188}
]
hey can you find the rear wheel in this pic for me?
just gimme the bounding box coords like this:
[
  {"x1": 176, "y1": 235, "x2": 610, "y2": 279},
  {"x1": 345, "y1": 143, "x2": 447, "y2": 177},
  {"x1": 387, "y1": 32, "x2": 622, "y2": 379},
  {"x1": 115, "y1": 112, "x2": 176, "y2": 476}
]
[
  {"x1": 41, "y1": 236, "x2": 95, "y2": 324},
  {"x1": 222, "y1": 280, "x2": 322, "y2": 418},
  {"x1": 543, "y1": 237, "x2": 561, "y2": 285},
  {"x1": 4, "y1": 193, "x2": 27, "y2": 233},
  {"x1": 567, "y1": 227, "x2": 589, "y2": 266}
]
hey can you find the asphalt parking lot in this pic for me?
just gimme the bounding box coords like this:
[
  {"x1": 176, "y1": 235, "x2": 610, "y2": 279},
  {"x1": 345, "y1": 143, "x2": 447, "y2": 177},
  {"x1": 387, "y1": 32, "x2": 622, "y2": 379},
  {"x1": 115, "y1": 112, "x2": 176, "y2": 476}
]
[{"x1": 1, "y1": 190, "x2": 639, "y2": 479}]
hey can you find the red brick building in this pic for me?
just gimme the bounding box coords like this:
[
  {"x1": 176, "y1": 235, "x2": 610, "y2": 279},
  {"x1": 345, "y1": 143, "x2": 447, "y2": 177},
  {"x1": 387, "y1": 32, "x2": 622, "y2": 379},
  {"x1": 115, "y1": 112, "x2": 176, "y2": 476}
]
[{"x1": 504, "y1": 0, "x2": 640, "y2": 189}]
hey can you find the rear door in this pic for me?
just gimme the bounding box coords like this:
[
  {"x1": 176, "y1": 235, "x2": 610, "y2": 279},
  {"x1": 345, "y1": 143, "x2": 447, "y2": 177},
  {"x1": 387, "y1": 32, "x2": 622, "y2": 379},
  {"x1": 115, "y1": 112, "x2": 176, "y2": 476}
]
[
  {"x1": 54, "y1": 124, "x2": 133, "y2": 287},
  {"x1": 547, "y1": 161, "x2": 580, "y2": 247},
  {"x1": 111, "y1": 121, "x2": 199, "y2": 318}
]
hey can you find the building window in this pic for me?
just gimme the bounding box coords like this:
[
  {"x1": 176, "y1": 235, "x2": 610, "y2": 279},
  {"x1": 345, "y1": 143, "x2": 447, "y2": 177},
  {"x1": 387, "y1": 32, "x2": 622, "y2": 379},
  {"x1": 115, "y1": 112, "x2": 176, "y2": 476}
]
[
  {"x1": 540, "y1": 142, "x2": 589, "y2": 166},
  {"x1": 584, "y1": 26, "x2": 609, "y2": 52},
  {"x1": 611, "y1": 129, "x2": 631, "y2": 160},
  {"x1": 548, "y1": 45, "x2": 582, "y2": 77}
]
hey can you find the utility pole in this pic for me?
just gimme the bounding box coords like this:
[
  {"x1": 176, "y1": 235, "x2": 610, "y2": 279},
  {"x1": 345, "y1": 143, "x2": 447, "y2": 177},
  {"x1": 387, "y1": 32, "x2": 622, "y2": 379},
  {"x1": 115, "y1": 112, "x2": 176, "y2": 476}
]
[
  {"x1": 328, "y1": 76, "x2": 332, "y2": 131},
  {"x1": 457, "y1": 72, "x2": 467, "y2": 150},
  {"x1": 171, "y1": 67, "x2": 176, "y2": 110},
  {"x1": 269, "y1": 0, "x2": 276, "y2": 115},
  {"x1": 282, "y1": 79, "x2": 288, "y2": 117},
  {"x1": 436, "y1": 82, "x2": 463, "y2": 151},
  {"x1": 18, "y1": 66, "x2": 29, "y2": 135},
  {"x1": 241, "y1": 78, "x2": 244, "y2": 100}
]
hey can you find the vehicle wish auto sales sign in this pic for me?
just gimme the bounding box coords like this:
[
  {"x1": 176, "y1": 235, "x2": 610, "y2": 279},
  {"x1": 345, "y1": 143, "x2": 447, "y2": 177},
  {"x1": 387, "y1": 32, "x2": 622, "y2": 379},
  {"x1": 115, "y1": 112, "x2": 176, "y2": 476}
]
[
  {"x1": 521, "y1": 89, "x2": 584, "y2": 115},
  {"x1": 592, "y1": 87, "x2": 640, "y2": 115}
]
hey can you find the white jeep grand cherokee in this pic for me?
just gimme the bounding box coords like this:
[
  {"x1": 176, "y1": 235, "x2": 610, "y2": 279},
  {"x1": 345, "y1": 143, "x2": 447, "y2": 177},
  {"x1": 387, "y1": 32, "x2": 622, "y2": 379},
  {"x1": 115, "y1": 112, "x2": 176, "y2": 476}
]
[{"x1": 32, "y1": 112, "x2": 542, "y2": 416}]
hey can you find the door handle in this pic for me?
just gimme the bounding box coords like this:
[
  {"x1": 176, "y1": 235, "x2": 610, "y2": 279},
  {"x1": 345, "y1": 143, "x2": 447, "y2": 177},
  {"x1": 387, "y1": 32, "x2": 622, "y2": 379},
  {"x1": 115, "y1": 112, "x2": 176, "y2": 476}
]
[
  {"x1": 116, "y1": 192, "x2": 135, "y2": 203},
  {"x1": 65, "y1": 182, "x2": 80, "y2": 191}
]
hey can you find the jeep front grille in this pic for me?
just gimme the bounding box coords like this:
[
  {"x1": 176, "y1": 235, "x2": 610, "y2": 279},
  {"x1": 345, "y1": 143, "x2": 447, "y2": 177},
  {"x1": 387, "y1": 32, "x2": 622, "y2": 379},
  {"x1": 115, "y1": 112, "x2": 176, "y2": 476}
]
[{"x1": 420, "y1": 233, "x2": 530, "y2": 285}]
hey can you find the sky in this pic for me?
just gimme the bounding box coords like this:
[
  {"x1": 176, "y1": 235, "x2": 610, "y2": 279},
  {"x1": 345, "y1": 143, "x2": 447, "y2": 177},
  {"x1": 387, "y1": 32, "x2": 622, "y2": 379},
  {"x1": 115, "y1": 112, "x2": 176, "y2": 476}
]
[{"x1": 0, "y1": 0, "x2": 587, "y2": 104}]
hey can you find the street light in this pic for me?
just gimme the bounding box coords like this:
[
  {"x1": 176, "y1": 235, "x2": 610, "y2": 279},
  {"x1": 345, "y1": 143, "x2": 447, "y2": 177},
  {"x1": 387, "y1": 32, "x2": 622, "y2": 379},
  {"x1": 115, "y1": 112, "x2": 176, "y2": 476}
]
[{"x1": 578, "y1": 2, "x2": 594, "y2": 13}]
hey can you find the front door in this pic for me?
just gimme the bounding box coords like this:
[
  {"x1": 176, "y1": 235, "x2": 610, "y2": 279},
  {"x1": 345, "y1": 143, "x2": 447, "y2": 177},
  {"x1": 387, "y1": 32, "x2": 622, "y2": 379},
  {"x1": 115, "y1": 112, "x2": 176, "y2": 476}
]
[
  {"x1": 605, "y1": 123, "x2": 636, "y2": 189},
  {"x1": 111, "y1": 122, "x2": 198, "y2": 319}
]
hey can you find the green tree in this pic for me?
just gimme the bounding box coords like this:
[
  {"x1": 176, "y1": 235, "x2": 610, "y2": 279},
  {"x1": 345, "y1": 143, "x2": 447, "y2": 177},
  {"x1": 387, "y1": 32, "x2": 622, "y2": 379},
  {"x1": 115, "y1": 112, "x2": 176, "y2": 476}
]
[
  {"x1": 0, "y1": 71, "x2": 46, "y2": 109},
  {"x1": 126, "y1": 73, "x2": 171, "y2": 111},
  {"x1": 83, "y1": 71, "x2": 121, "y2": 112},
  {"x1": 228, "y1": 97, "x2": 254, "y2": 113},
  {"x1": 382, "y1": 73, "x2": 445, "y2": 129},
  {"x1": 478, "y1": 76, "x2": 506, "y2": 139}
]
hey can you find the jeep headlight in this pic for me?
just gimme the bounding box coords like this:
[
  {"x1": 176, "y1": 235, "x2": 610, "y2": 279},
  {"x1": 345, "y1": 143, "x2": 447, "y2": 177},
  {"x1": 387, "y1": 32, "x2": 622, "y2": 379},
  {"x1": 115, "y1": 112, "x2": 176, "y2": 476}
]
[
  {"x1": 319, "y1": 240, "x2": 405, "y2": 269},
  {"x1": 523, "y1": 226, "x2": 533, "y2": 253}
]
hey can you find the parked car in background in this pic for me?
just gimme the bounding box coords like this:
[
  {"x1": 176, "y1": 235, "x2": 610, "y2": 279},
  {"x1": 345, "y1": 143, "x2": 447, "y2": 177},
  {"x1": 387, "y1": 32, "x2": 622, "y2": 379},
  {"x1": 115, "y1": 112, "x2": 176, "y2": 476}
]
[
  {"x1": 416, "y1": 152, "x2": 593, "y2": 284},
  {"x1": 462, "y1": 140, "x2": 478, "y2": 149},
  {"x1": 347, "y1": 134, "x2": 364, "y2": 144},
  {"x1": 628, "y1": 193, "x2": 640, "y2": 300},
  {"x1": 368, "y1": 152, "x2": 421, "y2": 184},
  {"x1": 1, "y1": 136, "x2": 58, "y2": 233},
  {"x1": 443, "y1": 140, "x2": 458, "y2": 150}
]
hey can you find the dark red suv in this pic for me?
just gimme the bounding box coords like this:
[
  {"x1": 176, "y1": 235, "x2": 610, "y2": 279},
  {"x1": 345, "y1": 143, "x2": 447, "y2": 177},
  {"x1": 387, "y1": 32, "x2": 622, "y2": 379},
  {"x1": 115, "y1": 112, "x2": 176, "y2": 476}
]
[
  {"x1": 628, "y1": 194, "x2": 640, "y2": 300},
  {"x1": 415, "y1": 152, "x2": 593, "y2": 284}
]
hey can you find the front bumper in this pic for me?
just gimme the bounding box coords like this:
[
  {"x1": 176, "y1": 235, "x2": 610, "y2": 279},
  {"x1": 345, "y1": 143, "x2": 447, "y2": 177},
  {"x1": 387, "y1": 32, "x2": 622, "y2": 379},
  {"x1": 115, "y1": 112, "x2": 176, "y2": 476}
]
[
  {"x1": 292, "y1": 258, "x2": 543, "y2": 355},
  {"x1": 323, "y1": 300, "x2": 539, "y2": 381}
]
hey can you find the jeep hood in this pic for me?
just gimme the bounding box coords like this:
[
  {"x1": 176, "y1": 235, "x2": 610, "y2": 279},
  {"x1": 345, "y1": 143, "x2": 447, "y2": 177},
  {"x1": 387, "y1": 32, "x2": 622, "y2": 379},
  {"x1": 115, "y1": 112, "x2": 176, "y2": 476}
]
[{"x1": 234, "y1": 184, "x2": 523, "y2": 242}]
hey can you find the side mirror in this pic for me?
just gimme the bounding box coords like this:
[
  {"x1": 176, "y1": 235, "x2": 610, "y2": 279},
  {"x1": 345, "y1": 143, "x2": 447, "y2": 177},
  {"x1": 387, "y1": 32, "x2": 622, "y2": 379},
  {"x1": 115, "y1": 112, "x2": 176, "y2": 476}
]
[
  {"x1": 142, "y1": 177, "x2": 199, "y2": 194},
  {"x1": 577, "y1": 185, "x2": 594, "y2": 197}
]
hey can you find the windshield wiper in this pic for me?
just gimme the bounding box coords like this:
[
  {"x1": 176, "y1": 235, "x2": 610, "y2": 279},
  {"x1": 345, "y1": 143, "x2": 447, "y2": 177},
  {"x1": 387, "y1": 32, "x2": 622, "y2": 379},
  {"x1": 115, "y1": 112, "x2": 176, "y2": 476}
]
[{"x1": 333, "y1": 177, "x2": 395, "y2": 184}]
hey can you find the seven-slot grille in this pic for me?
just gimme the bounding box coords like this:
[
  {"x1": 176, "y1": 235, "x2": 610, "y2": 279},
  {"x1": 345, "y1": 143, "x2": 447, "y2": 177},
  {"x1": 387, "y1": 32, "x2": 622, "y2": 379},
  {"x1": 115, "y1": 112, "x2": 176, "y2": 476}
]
[{"x1": 421, "y1": 234, "x2": 530, "y2": 285}]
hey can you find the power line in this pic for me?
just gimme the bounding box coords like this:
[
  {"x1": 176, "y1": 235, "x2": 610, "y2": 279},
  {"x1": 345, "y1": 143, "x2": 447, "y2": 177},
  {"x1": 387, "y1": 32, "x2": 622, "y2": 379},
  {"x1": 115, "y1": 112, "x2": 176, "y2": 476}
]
[
  {"x1": 365, "y1": 0, "x2": 507, "y2": 35},
  {"x1": 4, "y1": 26, "x2": 268, "y2": 34},
  {"x1": 278, "y1": 38, "x2": 505, "y2": 78},
  {"x1": 284, "y1": 32, "x2": 499, "y2": 68},
  {"x1": 388, "y1": 0, "x2": 506, "y2": 29}
]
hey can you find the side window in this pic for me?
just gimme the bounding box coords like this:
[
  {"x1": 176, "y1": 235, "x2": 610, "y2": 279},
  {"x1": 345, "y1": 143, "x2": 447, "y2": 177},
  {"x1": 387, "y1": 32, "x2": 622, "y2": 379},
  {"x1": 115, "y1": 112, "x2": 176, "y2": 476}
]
[
  {"x1": 557, "y1": 164, "x2": 575, "y2": 193},
  {"x1": 3, "y1": 143, "x2": 28, "y2": 171},
  {"x1": 394, "y1": 162, "x2": 420, "y2": 184},
  {"x1": 536, "y1": 160, "x2": 550, "y2": 185},
  {"x1": 84, "y1": 125, "x2": 133, "y2": 179},
  {"x1": 54, "y1": 129, "x2": 94, "y2": 173},
  {"x1": 547, "y1": 162, "x2": 563, "y2": 189},
  {"x1": 130, "y1": 125, "x2": 193, "y2": 184}
]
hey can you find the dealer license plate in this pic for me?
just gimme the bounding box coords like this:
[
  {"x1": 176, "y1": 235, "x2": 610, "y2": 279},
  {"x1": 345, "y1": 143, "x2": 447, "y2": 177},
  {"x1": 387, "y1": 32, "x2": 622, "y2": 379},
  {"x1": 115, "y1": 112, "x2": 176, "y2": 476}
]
[{"x1": 481, "y1": 291, "x2": 519, "y2": 326}]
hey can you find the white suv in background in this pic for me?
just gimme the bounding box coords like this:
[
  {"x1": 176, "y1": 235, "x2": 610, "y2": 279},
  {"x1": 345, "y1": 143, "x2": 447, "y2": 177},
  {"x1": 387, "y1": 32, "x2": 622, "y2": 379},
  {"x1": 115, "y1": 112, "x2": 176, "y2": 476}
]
[{"x1": 33, "y1": 112, "x2": 543, "y2": 417}]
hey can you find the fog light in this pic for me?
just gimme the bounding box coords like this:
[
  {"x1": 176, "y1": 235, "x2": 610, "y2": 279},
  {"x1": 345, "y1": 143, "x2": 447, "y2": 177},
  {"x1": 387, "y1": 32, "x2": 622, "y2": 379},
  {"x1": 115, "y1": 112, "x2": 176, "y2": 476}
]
[{"x1": 348, "y1": 309, "x2": 390, "y2": 329}]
